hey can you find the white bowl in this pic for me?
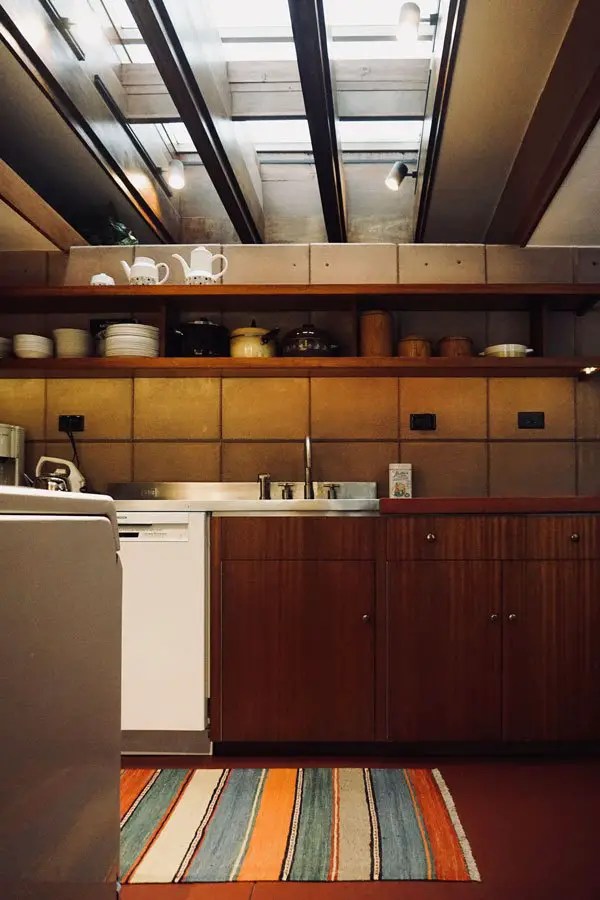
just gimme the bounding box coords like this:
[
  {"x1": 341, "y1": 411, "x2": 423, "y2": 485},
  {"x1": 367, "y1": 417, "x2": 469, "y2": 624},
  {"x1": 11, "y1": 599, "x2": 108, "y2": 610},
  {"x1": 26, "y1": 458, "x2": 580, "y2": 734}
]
[
  {"x1": 481, "y1": 343, "x2": 533, "y2": 358},
  {"x1": 14, "y1": 347, "x2": 52, "y2": 359}
]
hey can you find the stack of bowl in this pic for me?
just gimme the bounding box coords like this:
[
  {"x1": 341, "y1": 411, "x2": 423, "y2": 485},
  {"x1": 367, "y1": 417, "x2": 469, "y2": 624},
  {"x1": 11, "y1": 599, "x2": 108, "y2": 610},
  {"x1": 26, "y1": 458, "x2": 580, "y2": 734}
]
[
  {"x1": 52, "y1": 328, "x2": 92, "y2": 358},
  {"x1": 104, "y1": 323, "x2": 160, "y2": 357},
  {"x1": 13, "y1": 334, "x2": 53, "y2": 359},
  {"x1": 0, "y1": 337, "x2": 11, "y2": 358}
]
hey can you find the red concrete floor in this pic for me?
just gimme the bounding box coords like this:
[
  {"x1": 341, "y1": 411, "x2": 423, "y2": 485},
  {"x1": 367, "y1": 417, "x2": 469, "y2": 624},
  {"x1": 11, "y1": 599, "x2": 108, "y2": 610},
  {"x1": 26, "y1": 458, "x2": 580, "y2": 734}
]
[{"x1": 121, "y1": 758, "x2": 600, "y2": 900}]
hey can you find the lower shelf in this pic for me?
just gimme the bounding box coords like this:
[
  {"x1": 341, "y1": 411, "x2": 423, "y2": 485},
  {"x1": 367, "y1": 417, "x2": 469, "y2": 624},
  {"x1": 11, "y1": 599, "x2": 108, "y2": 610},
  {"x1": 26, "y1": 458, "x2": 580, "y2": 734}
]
[{"x1": 1, "y1": 356, "x2": 599, "y2": 377}]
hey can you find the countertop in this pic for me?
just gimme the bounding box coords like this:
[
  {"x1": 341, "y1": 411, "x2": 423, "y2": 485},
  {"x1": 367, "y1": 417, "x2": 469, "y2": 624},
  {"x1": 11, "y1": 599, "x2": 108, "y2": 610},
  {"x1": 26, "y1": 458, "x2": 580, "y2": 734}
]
[{"x1": 379, "y1": 497, "x2": 600, "y2": 514}]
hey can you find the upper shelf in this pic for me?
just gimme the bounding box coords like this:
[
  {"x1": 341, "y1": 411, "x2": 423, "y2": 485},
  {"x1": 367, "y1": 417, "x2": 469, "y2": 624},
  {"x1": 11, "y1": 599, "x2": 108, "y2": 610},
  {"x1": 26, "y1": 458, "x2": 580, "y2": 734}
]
[
  {"x1": 1, "y1": 356, "x2": 598, "y2": 378},
  {"x1": 1, "y1": 283, "x2": 599, "y2": 313}
]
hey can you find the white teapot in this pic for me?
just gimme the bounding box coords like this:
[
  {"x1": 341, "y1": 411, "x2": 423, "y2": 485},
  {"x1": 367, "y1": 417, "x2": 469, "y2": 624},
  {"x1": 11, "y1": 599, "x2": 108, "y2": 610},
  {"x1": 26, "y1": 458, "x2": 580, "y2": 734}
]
[
  {"x1": 172, "y1": 246, "x2": 229, "y2": 284},
  {"x1": 121, "y1": 255, "x2": 169, "y2": 285}
]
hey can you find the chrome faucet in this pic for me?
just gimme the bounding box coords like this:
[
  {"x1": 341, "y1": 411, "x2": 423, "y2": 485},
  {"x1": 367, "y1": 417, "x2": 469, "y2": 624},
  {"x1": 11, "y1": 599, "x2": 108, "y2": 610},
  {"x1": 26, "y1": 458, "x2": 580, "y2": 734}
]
[{"x1": 304, "y1": 435, "x2": 314, "y2": 499}]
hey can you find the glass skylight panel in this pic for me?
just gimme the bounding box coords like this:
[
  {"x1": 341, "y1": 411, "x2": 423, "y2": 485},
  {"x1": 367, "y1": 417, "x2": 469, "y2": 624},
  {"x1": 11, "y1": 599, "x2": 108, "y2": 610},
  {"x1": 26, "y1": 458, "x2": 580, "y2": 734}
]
[
  {"x1": 163, "y1": 122, "x2": 194, "y2": 152},
  {"x1": 339, "y1": 119, "x2": 423, "y2": 149},
  {"x1": 236, "y1": 119, "x2": 311, "y2": 150},
  {"x1": 324, "y1": 0, "x2": 439, "y2": 27},
  {"x1": 122, "y1": 43, "x2": 154, "y2": 64},
  {"x1": 99, "y1": 0, "x2": 138, "y2": 30},
  {"x1": 210, "y1": 0, "x2": 292, "y2": 29},
  {"x1": 222, "y1": 41, "x2": 297, "y2": 62}
]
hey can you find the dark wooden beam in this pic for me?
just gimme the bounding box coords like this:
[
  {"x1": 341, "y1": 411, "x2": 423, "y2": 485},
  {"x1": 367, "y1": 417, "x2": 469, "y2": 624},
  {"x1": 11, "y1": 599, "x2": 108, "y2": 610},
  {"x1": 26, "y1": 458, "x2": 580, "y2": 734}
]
[
  {"x1": 486, "y1": 0, "x2": 600, "y2": 245},
  {"x1": 126, "y1": 0, "x2": 263, "y2": 243},
  {"x1": 288, "y1": 0, "x2": 347, "y2": 242},
  {"x1": 414, "y1": 0, "x2": 466, "y2": 242}
]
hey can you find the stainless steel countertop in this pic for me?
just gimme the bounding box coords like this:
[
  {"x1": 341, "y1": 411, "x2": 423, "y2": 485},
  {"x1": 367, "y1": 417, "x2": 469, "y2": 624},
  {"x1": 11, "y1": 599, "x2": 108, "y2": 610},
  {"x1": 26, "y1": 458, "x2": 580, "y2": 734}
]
[{"x1": 116, "y1": 499, "x2": 379, "y2": 515}]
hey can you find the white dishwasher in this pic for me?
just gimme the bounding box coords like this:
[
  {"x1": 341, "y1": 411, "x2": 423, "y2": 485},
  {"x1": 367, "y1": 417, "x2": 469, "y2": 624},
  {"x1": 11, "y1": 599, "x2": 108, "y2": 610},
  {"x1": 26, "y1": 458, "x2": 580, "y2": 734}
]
[{"x1": 117, "y1": 510, "x2": 209, "y2": 747}]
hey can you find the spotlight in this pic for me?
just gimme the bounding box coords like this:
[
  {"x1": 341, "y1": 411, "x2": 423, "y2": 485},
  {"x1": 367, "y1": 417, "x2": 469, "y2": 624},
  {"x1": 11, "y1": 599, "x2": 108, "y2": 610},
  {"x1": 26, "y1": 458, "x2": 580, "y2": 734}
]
[
  {"x1": 385, "y1": 161, "x2": 416, "y2": 191},
  {"x1": 166, "y1": 159, "x2": 185, "y2": 190},
  {"x1": 397, "y1": 2, "x2": 421, "y2": 43}
]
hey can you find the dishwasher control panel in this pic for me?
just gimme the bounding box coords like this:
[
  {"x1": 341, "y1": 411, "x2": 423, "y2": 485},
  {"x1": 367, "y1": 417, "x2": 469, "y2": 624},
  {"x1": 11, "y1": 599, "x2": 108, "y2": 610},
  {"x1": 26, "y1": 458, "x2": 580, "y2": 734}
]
[{"x1": 117, "y1": 511, "x2": 189, "y2": 542}]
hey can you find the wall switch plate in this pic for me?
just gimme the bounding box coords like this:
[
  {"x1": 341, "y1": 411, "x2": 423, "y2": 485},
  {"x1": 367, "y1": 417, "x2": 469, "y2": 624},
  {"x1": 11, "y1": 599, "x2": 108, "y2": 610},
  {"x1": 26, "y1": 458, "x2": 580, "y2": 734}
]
[
  {"x1": 518, "y1": 411, "x2": 545, "y2": 429},
  {"x1": 410, "y1": 413, "x2": 437, "y2": 431},
  {"x1": 58, "y1": 414, "x2": 85, "y2": 433}
]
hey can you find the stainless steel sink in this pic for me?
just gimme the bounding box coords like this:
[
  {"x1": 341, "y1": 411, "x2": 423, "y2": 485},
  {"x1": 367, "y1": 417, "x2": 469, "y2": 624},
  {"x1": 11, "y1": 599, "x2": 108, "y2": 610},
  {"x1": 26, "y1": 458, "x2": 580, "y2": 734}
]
[{"x1": 109, "y1": 481, "x2": 377, "y2": 501}]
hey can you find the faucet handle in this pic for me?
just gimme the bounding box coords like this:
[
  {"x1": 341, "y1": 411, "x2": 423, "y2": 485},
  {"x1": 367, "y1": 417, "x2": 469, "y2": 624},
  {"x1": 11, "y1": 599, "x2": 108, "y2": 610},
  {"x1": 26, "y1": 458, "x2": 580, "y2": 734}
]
[
  {"x1": 257, "y1": 473, "x2": 271, "y2": 500},
  {"x1": 277, "y1": 482, "x2": 294, "y2": 500},
  {"x1": 324, "y1": 482, "x2": 340, "y2": 500}
]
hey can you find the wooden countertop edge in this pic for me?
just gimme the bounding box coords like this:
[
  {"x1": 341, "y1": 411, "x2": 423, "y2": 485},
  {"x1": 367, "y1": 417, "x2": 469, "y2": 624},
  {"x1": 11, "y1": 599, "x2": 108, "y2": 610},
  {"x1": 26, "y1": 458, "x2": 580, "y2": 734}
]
[{"x1": 379, "y1": 497, "x2": 600, "y2": 514}]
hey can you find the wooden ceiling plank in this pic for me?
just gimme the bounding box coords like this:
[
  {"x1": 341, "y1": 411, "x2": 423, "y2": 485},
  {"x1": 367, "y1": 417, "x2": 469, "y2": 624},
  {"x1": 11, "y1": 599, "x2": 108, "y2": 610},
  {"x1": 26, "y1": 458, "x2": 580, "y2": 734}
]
[
  {"x1": 125, "y1": 0, "x2": 264, "y2": 243},
  {"x1": 287, "y1": 0, "x2": 347, "y2": 242},
  {"x1": 486, "y1": 0, "x2": 600, "y2": 245},
  {"x1": 0, "y1": 160, "x2": 85, "y2": 251}
]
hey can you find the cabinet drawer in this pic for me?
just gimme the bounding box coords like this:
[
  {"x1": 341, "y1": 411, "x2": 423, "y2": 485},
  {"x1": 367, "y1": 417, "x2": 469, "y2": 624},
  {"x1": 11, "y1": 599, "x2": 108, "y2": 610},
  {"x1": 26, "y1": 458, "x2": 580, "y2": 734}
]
[
  {"x1": 386, "y1": 516, "x2": 520, "y2": 560},
  {"x1": 523, "y1": 516, "x2": 600, "y2": 558},
  {"x1": 218, "y1": 516, "x2": 377, "y2": 559}
]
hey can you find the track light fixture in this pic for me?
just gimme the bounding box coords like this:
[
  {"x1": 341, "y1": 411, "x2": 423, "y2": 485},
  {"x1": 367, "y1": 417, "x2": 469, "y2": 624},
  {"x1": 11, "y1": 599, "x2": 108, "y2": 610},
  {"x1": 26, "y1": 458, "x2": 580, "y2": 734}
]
[
  {"x1": 397, "y1": 2, "x2": 421, "y2": 43},
  {"x1": 385, "y1": 161, "x2": 417, "y2": 191},
  {"x1": 166, "y1": 159, "x2": 186, "y2": 190}
]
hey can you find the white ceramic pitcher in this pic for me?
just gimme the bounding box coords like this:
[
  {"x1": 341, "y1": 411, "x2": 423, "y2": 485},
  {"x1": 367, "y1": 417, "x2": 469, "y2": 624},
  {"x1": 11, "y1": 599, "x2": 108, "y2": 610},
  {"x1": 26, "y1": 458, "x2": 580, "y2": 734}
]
[
  {"x1": 172, "y1": 246, "x2": 229, "y2": 284},
  {"x1": 121, "y1": 256, "x2": 169, "y2": 285}
]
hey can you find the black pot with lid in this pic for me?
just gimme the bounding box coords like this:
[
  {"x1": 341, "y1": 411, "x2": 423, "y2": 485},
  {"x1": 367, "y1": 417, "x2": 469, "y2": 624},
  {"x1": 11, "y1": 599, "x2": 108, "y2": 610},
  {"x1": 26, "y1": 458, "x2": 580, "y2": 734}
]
[
  {"x1": 281, "y1": 323, "x2": 338, "y2": 357},
  {"x1": 166, "y1": 318, "x2": 230, "y2": 357}
]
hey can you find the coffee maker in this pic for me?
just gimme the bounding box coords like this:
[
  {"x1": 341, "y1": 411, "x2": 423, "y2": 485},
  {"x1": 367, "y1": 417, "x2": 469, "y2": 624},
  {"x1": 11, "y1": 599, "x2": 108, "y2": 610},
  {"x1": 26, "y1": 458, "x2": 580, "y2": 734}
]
[{"x1": 0, "y1": 423, "x2": 25, "y2": 485}]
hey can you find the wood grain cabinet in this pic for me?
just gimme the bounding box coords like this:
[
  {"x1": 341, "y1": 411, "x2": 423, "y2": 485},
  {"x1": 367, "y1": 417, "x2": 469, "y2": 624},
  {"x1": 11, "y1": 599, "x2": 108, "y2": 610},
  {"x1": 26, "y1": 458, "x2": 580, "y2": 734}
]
[
  {"x1": 386, "y1": 515, "x2": 600, "y2": 743},
  {"x1": 213, "y1": 517, "x2": 377, "y2": 742}
]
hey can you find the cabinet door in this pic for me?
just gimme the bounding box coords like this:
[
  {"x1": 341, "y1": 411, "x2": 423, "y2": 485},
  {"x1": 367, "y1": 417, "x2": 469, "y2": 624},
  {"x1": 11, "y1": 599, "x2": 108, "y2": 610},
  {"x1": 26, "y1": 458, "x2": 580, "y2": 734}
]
[
  {"x1": 220, "y1": 560, "x2": 375, "y2": 741},
  {"x1": 387, "y1": 562, "x2": 502, "y2": 741},
  {"x1": 503, "y1": 561, "x2": 600, "y2": 741}
]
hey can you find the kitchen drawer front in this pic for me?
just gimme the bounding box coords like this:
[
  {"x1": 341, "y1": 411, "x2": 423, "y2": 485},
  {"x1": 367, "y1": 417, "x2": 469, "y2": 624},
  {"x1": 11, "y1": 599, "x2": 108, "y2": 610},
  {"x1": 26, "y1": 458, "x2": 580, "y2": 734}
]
[
  {"x1": 386, "y1": 516, "x2": 521, "y2": 560},
  {"x1": 219, "y1": 516, "x2": 377, "y2": 559},
  {"x1": 523, "y1": 516, "x2": 600, "y2": 559}
]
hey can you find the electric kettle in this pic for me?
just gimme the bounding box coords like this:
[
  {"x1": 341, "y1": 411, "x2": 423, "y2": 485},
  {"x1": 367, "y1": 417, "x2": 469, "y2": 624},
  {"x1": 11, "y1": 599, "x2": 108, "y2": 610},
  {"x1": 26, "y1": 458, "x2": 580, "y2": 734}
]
[{"x1": 35, "y1": 457, "x2": 86, "y2": 492}]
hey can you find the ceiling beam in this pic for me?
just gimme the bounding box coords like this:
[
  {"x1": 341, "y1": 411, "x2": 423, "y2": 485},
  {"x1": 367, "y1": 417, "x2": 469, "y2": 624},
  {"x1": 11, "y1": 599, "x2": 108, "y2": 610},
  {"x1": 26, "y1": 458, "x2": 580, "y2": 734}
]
[
  {"x1": 125, "y1": 0, "x2": 263, "y2": 243},
  {"x1": 486, "y1": 0, "x2": 600, "y2": 245},
  {"x1": 0, "y1": 159, "x2": 85, "y2": 251},
  {"x1": 414, "y1": 0, "x2": 466, "y2": 242},
  {"x1": 288, "y1": 0, "x2": 347, "y2": 242}
]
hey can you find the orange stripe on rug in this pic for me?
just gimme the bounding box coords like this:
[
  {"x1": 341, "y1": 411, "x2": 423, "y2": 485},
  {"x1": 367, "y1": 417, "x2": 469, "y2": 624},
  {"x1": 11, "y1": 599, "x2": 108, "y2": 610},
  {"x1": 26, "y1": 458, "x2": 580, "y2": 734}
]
[
  {"x1": 120, "y1": 769, "x2": 158, "y2": 820},
  {"x1": 408, "y1": 769, "x2": 469, "y2": 880},
  {"x1": 236, "y1": 768, "x2": 297, "y2": 881}
]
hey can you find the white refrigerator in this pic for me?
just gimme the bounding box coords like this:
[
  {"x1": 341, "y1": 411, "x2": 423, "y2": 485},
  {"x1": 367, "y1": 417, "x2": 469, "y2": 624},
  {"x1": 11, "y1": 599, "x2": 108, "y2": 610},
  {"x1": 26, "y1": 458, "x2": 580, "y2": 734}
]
[{"x1": 0, "y1": 487, "x2": 122, "y2": 900}]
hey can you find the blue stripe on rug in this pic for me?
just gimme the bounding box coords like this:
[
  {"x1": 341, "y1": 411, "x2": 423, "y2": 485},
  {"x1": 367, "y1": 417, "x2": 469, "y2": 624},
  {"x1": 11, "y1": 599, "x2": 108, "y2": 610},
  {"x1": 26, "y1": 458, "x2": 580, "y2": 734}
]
[
  {"x1": 288, "y1": 768, "x2": 332, "y2": 881},
  {"x1": 370, "y1": 768, "x2": 432, "y2": 880},
  {"x1": 183, "y1": 768, "x2": 265, "y2": 882},
  {"x1": 120, "y1": 769, "x2": 189, "y2": 879}
]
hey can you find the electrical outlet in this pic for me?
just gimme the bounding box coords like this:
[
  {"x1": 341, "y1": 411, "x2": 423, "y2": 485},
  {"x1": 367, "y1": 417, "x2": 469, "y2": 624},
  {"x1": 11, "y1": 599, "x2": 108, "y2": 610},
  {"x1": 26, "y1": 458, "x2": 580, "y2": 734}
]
[
  {"x1": 58, "y1": 414, "x2": 85, "y2": 433},
  {"x1": 518, "y1": 411, "x2": 545, "y2": 429},
  {"x1": 410, "y1": 413, "x2": 437, "y2": 431}
]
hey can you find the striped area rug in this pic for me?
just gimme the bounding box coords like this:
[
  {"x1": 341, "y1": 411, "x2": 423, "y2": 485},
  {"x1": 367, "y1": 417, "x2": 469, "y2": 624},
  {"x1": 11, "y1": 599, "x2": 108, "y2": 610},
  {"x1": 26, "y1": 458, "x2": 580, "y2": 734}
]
[{"x1": 120, "y1": 767, "x2": 480, "y2": 883}]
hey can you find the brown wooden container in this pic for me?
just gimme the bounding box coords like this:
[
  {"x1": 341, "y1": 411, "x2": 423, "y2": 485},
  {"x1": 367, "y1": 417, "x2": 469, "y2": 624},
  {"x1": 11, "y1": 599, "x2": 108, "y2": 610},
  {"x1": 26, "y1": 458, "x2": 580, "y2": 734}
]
[
  {"x1": 437, "y1": 335, "x2": 474, "y2": 357},
  {"x1": 397, "y1": 335, "x2": 431, "y2": 358},
  {"x1": 359, "y1": 310, "x2": 393, "y2": 357}
]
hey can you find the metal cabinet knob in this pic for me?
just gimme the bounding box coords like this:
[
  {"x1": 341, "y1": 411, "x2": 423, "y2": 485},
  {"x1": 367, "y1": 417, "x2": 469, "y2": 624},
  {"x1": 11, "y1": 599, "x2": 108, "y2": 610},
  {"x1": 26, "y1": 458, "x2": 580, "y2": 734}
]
[
  {"x1": 426, "y1": 532, "x2": 437, "y2": 542},
  {"x1": 362, "y1": 614, "x2": 371, "y2": 623},
  {"x1": 489, "y1": 613, "x2": 499, "y2": 623},
  {"x1": 508, "y1": 613, "x2": 517, "y2": 622},
  {"x1": 570, "y1": 533, "x2": 580, "y2": 543}
]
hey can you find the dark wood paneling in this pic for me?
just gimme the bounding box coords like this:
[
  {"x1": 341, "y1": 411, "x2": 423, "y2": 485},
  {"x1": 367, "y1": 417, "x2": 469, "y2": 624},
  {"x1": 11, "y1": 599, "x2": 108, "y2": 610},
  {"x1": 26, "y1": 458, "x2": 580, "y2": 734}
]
[
  {"x1": 0, "y1": 0, "x2": 178, "y2": 240},
  {"x1": 503, "y1": 561, "x2": 600, "y2": 741},
  {"x1": 209, "y1": 517, "x2": 222, "y2": 741},
  {"x1": 220, "y1": 516, "x2": 376, "y2": 560},
  {"x1": 126, "y1": 0, "x2": 263, "y2": 243},
  {"x1": 486, "y1": 0, "x2": 600, "y2": 245},
  {"x1": 220, "y1": 560, "x2": 375, "y2": 741},
  {"x1": 386, "y1": 516, "x2": 523, "y2": 560},
  {"x1": 288, "y1": 0, "x2": 347, "y2": 242},
  {"x1": 522, "y1": 516, "x2": 600, "y2": 559},
  {"x1": 387, "y1": 561, "x2": 502, "y2": 741},
  {"x1": 382, "y1": 498, "x2": 600, "y2": 515}
]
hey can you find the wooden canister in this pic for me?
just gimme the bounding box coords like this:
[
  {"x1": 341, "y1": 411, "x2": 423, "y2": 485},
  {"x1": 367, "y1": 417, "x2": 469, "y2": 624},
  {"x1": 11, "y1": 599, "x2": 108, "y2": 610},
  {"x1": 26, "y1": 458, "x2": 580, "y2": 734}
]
[
  {"x1": 437, "y1": 335, "x2": 474, "y2": 357},
  {"x1": 359, "y1": 310, "x2": 393, "y2": 357},
  {"x1": 397, "y1": 335, "x2": 431, "y2": 358}
]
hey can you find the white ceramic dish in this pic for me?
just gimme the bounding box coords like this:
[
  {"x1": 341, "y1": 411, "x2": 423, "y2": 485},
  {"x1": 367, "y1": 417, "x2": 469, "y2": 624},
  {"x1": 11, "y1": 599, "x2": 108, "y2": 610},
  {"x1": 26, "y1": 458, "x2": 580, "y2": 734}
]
[
  {"x1": 14, "y1": 348, "x2": 53, "y2": 359},
  {"x1": 480, "y1": 343, "x2": 533, "y2": 358}
]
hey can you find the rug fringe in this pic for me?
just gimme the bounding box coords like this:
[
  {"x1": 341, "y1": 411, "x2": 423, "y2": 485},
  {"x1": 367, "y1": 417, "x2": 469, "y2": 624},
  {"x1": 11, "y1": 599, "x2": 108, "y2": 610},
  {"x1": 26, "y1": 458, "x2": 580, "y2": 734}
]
[{"x1": 431, "y1": 768, "x2": 481, "y2": 882}]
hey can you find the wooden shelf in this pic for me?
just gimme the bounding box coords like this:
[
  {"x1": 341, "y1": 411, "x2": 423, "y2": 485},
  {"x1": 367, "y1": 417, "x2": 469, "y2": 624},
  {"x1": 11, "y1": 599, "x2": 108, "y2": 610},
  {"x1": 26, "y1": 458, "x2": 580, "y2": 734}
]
[
  {"x1": 1, "y1": 283, "x2": 599, "y2": 313},
  {"x1": 1, "y1": 356, "x2": 598, "y2": 378}
]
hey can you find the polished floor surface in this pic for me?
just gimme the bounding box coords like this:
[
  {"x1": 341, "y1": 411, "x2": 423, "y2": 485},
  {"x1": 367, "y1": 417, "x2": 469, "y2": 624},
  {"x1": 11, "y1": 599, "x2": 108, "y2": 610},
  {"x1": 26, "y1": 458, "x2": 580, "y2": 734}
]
[{"x1": 121, "y1": 758, "x2": 600, "y2": 900}]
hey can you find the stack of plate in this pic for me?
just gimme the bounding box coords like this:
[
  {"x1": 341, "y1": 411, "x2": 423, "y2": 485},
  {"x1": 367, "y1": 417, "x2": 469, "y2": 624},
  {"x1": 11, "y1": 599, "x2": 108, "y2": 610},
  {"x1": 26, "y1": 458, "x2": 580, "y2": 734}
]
[
  {"x1": 52, "y1": 328, "x2": 92, "y2": 358},
  {"x1": 0, "y1": 336, "x2": 11, "y2": 358},
  {"x1": 104, "y1": 324, "x2": 160, "y2": 358},
  {"x1": 13, "y1": 333, "x2": 53, "y2": 359}
]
